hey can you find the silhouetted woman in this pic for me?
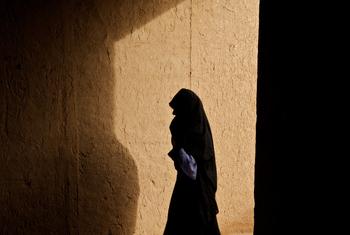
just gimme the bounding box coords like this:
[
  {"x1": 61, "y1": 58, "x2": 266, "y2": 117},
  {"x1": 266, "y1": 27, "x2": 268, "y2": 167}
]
[{"x1": 164, "y1": 88, "x2": 220, "y2": 235}]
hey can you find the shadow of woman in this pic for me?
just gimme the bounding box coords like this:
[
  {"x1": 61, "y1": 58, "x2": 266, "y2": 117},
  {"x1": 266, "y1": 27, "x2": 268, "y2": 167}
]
[{"x1": 0, "y1": 1, "x2": 141, "y2": 234}]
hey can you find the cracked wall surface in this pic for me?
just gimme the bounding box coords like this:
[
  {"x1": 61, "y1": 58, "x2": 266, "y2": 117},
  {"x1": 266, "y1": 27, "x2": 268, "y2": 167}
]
[{"x1": 1, "y1": 0, "x2": 258, "y2": 234}]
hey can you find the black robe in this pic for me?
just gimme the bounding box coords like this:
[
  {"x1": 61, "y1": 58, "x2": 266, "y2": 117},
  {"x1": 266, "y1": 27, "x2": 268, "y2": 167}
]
[{"x1": 164, "y1": 88, "x2": 220, "y2": 235}]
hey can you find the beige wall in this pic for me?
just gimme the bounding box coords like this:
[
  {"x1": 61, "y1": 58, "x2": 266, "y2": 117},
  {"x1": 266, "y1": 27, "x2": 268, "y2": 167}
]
[
  {"x1": 113, "y1": 1, "x2": 259, "y2": 234},
  {"x1": 1, "y1": 0, "x2": 258, "y2": 234},
  {"x1": 192, "y1": 1, "x2": 259, "y2": 234}
]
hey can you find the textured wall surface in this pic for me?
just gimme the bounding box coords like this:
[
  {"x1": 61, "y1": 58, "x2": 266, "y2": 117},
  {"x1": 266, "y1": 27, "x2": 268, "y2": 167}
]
[
  {"x1": 191, "y1": 1, "x2": 258, "y2": 233},
  {"x1": 1, "y1": 0, "x2": 258, "y2": 234},
  {"x1": 0, "y1": 1, "x2": 78, "y2": 234}
]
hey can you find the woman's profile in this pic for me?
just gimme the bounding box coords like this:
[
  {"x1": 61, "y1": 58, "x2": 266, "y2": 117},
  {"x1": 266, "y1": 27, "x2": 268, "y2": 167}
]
[{"x1": 164, "y1": 88, "x2": 221, "y2": 235}]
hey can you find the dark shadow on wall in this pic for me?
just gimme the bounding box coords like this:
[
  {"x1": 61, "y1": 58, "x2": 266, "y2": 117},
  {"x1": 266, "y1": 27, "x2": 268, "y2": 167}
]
[
  {"x1": 1, "y1": 2, "x2": 80, "y2": 234},
  {"x1": 1, "y1": 0, "x2": 184, "y2": 234}
]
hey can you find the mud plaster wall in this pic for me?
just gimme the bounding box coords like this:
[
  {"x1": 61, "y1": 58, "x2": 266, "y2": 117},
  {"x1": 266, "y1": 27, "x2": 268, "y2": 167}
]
[{"x1": 0, "y1": 0, "x2": 258, "y2": 234}]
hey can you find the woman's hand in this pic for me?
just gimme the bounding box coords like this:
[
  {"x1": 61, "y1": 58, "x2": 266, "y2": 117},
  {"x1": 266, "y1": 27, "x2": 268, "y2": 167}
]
[{"x1": 168, "y1": 148, "x2": 180, "y2": 171}]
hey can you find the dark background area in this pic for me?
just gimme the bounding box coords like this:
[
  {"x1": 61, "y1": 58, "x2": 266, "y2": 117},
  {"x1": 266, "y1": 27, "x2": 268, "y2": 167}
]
[{"x1": 254, "y1": 1, "x2": 347, "y2": 234}]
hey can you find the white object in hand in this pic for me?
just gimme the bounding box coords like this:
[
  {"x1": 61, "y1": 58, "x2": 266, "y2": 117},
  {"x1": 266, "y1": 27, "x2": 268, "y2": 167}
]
[{"x1": 178, "y1": 148, "x2": 197, "y2": 180}]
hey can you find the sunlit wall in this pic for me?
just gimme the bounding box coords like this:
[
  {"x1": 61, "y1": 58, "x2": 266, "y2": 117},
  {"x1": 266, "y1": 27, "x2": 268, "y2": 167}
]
[{"x1": 112, "y1": 0, "x2": 259, "y2": 234}]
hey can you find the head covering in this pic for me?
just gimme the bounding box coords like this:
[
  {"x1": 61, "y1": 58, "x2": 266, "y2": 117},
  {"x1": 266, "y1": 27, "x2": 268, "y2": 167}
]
[
  {"x1": 169, "y1": 88, "x2": 213, "y2": 161},
  {"x1": 169, "y1": 88, "x2": 205, "y2": 135}
]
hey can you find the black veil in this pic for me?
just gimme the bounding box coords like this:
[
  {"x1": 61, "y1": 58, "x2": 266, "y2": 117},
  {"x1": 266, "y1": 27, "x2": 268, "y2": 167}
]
[{"x1": 165, "y1": 88, "x2": 220, "y2": 235}]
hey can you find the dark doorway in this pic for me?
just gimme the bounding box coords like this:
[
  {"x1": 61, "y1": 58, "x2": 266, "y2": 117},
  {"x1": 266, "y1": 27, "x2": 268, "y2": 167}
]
[{"x1": 254, "y1": 1, "x2": 346, "y2": 234}]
